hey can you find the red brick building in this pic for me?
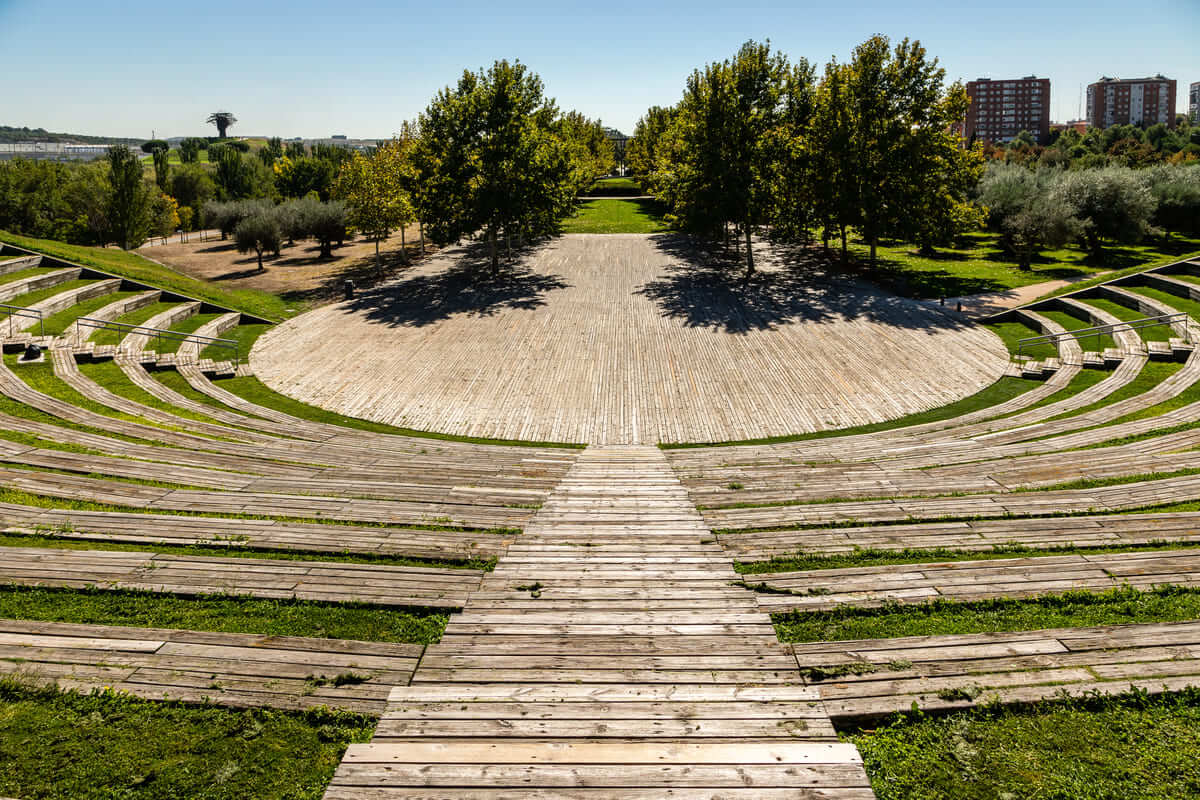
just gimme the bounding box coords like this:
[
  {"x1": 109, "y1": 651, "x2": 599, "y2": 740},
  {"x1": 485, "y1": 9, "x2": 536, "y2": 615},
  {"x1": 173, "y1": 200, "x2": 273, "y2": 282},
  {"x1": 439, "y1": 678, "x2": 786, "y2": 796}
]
[
  {"x1": 964, "y1": 76, "x2": 1050, "y2": 145},
  {"x1": 1086, "y1": 75, "x2": 1177, "y2": 129}
]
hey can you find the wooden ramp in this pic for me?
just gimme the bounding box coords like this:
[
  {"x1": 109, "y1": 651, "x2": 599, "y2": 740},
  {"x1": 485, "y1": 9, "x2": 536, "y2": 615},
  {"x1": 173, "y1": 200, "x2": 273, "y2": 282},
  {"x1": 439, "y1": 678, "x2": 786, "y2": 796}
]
[{"x1": 324, "y1": 446, "x2": 873, "y2": 798}]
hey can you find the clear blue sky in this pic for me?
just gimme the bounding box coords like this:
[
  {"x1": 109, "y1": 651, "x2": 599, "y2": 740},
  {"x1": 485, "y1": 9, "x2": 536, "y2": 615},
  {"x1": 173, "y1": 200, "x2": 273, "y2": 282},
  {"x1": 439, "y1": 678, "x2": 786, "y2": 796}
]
[{"x1": 2, "y1": 0, "x2": 1196, "y2": 140}]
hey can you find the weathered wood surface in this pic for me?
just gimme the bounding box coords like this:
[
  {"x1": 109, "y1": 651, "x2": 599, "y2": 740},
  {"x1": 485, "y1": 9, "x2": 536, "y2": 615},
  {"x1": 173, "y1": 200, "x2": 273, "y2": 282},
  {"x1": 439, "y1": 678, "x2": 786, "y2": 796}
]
[
  {"x1": 792, "y1": 619, "x2": 1200, "y2": 722},
  {"x1": 0, "y1": 545, "x2": 484, "y2": 607},
  {"x1": 323, "y1": 446, "x2": 872, "y2": 798},
  {"x1": 254, "y1": 235, "x2": 1008, "y2": 445},
  {"x1": 719, "y1": 511, "x2": 1200, "y2": 561},
  {"x1": 746, "y1": 549, "x2": 1200, "y2": 611},
  {"x1": 0, "y1": 618, "x2": 420, "y2": 713}
]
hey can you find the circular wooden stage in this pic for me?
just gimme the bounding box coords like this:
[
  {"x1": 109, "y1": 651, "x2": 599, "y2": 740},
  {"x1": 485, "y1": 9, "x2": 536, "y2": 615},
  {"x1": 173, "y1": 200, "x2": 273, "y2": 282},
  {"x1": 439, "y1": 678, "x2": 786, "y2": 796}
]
[{"x1": 252, "y1": 234, "x2": 1009, "y2": 444}]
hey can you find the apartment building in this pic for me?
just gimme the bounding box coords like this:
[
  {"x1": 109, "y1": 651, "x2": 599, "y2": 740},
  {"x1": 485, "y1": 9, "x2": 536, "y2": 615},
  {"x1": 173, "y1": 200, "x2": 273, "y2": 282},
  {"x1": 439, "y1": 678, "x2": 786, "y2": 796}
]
[
  {"x1": 964, "y1": 76, "x2": 1050, "y2": 145},
  {"x1": 1086, "y1": 75, "x2": 1177, "y2": 129},
  {"x1": 1190, "y1": 81, "x2": 1199, "y2": 122}
]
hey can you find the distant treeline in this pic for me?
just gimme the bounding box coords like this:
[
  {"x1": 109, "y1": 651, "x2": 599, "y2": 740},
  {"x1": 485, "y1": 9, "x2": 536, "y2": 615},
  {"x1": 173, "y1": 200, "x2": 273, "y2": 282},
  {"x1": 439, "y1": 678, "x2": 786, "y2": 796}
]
[{"x1": 0, "y1": 126, "x2": 143, "y2": 146}]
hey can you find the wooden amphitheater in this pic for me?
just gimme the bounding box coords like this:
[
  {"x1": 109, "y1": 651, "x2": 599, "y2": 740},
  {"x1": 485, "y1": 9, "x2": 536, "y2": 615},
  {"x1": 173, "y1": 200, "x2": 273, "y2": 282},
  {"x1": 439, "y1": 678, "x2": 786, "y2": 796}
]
[{"x1": 4, "y1": 238, "x2": 1200, "y2": 797}]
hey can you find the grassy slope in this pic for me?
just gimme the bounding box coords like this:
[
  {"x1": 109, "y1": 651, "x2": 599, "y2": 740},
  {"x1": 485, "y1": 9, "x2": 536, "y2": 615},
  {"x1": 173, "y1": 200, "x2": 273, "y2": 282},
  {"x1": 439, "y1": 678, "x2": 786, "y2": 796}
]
[
  {"x1": 0, "y1": 231, "x2": 292, "y2": 321},
  {"x1": 851, "y1": 690, "x2": 1200, "y2": 800},
  {"x1": 0, "y1": 679, "x2": 374, "y2": 800},
  {"x1": 0, "y1": 584, "x2": 449, "y2": 643}
]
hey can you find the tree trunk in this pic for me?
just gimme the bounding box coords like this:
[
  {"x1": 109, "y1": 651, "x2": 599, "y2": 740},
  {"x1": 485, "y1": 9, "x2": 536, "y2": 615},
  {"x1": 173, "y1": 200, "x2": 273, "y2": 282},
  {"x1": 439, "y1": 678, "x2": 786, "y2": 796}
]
[
  {"x1": 822, "y1": 227, "x2": 829, "y2": 255},
  {"x1": 375, "y1": 237, "x2": 380, "y2": 269},
  {"x1": 869, "y1": 233, "x2": 877, "y2": 266},
  {"x1": 419, "y1": 221, "x2": 425, "y2": 256},
  {"x1": 744, "y1": 224, "x2": 755, "y2": 277},
  {"x1": 839, "y1": 224, "x2": 848, "y2": 265},
  {"x1": 400, "y1": 226, "x2": 408, "y2": 264},
  {"x1": 320, "y1": 239, "x2": 332, "y2": 259},
  {"x1": 256, "y1": 246, "x2": 264, "y2": 272},
  {"x1": 488, "y1": 227, "x2": 498, "y2": 276}
]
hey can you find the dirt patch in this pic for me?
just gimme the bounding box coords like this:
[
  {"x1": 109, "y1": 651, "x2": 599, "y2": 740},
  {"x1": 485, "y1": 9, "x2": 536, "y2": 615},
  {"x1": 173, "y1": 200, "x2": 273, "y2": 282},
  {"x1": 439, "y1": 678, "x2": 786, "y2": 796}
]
[{"x1": 139, "y1": 226, "x2": 432, "y2": 310}]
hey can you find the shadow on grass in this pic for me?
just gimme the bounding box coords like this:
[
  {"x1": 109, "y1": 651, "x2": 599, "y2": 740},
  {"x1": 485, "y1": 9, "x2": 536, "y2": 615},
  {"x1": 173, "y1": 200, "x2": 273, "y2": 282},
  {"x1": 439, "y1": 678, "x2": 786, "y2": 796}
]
[
  {"x1": 640, "y1": 235, "x2": 976, "y2": 334},
  {"x1": 343, "y1": 239, "x2": 570, "y2": 328}
]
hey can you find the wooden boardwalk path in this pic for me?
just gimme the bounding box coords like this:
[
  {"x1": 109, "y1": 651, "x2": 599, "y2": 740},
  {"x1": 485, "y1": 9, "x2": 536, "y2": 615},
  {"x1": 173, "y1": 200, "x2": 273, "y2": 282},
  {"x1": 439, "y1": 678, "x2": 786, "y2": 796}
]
[
  {"x1": 254, "y1": 235, "x2": 1008, "y2": 445},
  {"x1": 324, "y1": 446, "x2": 873, "y2": 798}
]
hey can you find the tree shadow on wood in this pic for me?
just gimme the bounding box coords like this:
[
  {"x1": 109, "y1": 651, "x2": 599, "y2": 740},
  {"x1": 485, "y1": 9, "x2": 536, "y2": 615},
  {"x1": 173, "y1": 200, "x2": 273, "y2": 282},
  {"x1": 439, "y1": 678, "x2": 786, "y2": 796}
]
[
  {"x1": 642, "y1": 234, "x2": 976, "y2": 334},
  {"x1": 344, "y1": 240, "x2": 570, "y2": 328}
]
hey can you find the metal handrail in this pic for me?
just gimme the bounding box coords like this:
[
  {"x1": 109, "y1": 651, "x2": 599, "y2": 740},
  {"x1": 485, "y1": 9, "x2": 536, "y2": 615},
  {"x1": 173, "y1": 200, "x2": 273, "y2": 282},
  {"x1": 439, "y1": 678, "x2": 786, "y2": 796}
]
[
  {"x1": 72, "y1": 317, "x2": 240, "y2": 363},
  {"x1": 1017, "y1": 312, "x2": 1191, "y2": 359},
  {"x1": 0, "y1": 303, "x2": 44, "y2": 337}
]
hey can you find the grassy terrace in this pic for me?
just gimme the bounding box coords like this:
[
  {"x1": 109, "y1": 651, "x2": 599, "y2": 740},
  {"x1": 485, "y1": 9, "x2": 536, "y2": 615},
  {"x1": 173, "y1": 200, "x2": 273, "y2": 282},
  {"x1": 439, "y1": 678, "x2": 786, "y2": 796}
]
[
  {"x1": 850, "y1": 690, "x2": 1200, "y2": 800},
  {"x1": 773, "y1": 585, "x2": 1200, "y2": 643},
  {"x1": 0, "y1": 679, "x2": 373, "y2": 800},
  {"x1": 1043, "y1": 360, "x2": 1181, "y2": 423},
  {"x1": 983, "y1": 318, "x2": 1057, "y2": 360},
  {"x1": 90, "y1": 300, "x2": 182, "y2": 345},
  {"x1": 0, "y1": 231, "x2": 293, "y2": 321},
  {"x1": 1078, "y1": 296, "x2": 1177, "y2": 343},
  {"x1": 36, "y1": 289, "x2": 141, "y2": 336},
  {"x1": 1036, "y1": 308, "x2": 1117, "y2": 351},
  {"x1": 0, "y1": 584, "x2": 450, "y2": 643},
  {"x1": 154, "y1": 312, "x2": 223, "y2": 354}
]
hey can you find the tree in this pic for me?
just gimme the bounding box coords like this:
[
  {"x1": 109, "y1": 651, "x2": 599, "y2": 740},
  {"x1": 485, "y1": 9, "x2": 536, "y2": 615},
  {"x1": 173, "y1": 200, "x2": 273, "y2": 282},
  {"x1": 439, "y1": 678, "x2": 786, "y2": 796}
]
[
  {"x1": 977, "y1": 164, "x2": 1082, "y2": 270},
  {"x1": 105, "y1": 146, "x2": 152, "y2": 249},
  {"x1": 214, "y1": 148, "x2": 275, "y2": 200},
  {"x1": 152, "y1": 147, "x2": 170, "y2": 191},
  {"x1": 1050, "y1": 166, "x2": 1158, "y2": 258},
  {"x1": 626, "y1": 106, "x2": 676, "y2": 189},
  {"x1": 179, "y1": 137, "x2": 206, "y2": 163},
  {"x1": 296, "y1": 198, "x2": 347, "y2": 259},
  {"x1": 334, "y1": 139, "x2": 415, "y2": 266},
  {"x1": 274, "y1": 156, "x2": 335, "y2": 199},
  {"x1": 141, "y1": 139, "x2": 169, "y2": 154},
  {"x1": 235, "y1": 212, "x2": 282, "y2": 272},
  {"x1": 653, "y1": 40, "x2": 802, "y2": 274},
  {"x1": 808, "y1": 58, "x2": 858, "y2": 261},
  {"x1": 413, "y1": 59, "x2": 574, "y2": 274},
  {"x1": 258, "y1": 136, "x2": 283, "y2": 166},
  {"x1": 169, "y1": 164, "x2": 217, "y2": 216},
  {"x1": 1147, "y1": 164, "x2": 1200, "y2": 235},
  {"x1": 206, "y1": 111, "x2": 237, "y2": 139},
  {"x1": 557, "y1": 112, "x2": 615, "y2": 196}
]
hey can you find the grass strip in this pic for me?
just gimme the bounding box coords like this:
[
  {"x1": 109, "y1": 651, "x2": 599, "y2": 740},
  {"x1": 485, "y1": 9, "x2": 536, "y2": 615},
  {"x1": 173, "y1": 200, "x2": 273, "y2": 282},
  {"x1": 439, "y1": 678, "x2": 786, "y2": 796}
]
[
  {"x1": 0, "y1": 265, "x2": 58, "y2": 286},
  {"x1": 983, "y1": 319, "x2": 1058, "y2": 360},
  {"x1": 560, "y1": 198, "x2": 670, "y2": 234},
  {"x1": 33, "y1": 289, "x2": 140, "y2": 336},
  {"x1": 1036, "y1": 308, "x2": 1117, "y2": 352},
  {"x1": 849, "y1": 688, "x2": 1200, "y2": 800},
  {"x1": 90, "y1": 299, "x2": 182, "y2": 346},
  {"x1": 0, "y1": 529, "x2": 494, "y2": 570},
  {"x1": 77, "y1": 360, "x2": 268, "y2": 435},
  {"x1": 201, "y1": 322, "x2": 270, "y2": 361},
  {"x1": 155, "y1": 312, "x2": 222, "y2": 354},
  {"x1": 983, "y1": 368, "x2": 1109, "y2": 422},
  {"x1": 5, "y1": 278, "x2": 94, "y2": 310},
  {"x1": 773, "y1": 584, "x2": 1200, "y2": 643},
  {"x1": 215, "y1": 374, "x2": 585, "y2": 448},
  {"x1": 1076, "y1": 296, "x2": 1176, "y2": 343},
  {"x1": 660, "y1": 376, "x2": 1041, "y2": 449},
  {"x1": 735, "y1": 540, "x2": 1200, "y2": 574},
  {"x1": 0, "y1": 230, "x2": 295, "y2": 321},
  {"x1": 1043, "y1": 360, "x2": 1182, "y2": 422},
  {"x1": 0, "y1": 678, "x2": 374, "y2": 800},
  {"x1": 0, "y1": 584, "x2": 450, "y2": 643}
]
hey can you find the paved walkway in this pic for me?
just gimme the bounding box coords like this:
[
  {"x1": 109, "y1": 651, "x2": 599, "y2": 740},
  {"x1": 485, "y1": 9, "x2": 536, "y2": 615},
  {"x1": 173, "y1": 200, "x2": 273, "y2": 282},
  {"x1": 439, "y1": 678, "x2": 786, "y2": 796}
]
[
  {"x1": 323, "y1": 446, "x2": 873, "y2": 798},
  {"x1": 254, "y1": 235, "x2": 1008, "y2": 444}
]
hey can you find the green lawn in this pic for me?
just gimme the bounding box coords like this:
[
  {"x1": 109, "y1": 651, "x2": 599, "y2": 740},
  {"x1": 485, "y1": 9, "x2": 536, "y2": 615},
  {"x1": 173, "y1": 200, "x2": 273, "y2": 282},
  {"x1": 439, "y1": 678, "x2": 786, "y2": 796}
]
[
  {"x1": 1037, "y1": 308, "x2": 1117, "y2": 351},
  {"x1": 201, "y1": 322, "x2": 270, "y2": 362},
  {"x1": 0, "y1": 232, "x2": 293, "y2": 321},
  {"x1": 982, "y1": 319, "x2": 1057, "y2": 360},
  {"x1": 773, "y1": 585, "x2": 1200, "y2": 643},
  {"x1": 561, "y1": 198, "x2": 670, "y2": 234},
  {"x1": 850, "y1": 690, "x2": 1200, "y2": 800},
  {"x1": 0, "y1": 679, "x2": 372, "y2": 800},
  {"x1": 92, "y1": 300, "x2": 185, "y2": 346},
  {"x1": 0, "y1": 584, "x2": 449, "y2": 643},
  {"x1": 1044, "y1": 360, "x2": 1181, "y2": 422},
  {"x1": 591, "y1": 177, "x2": 640, "y2": 191},
  {"x1": 36, "y1": 290, "x2": 141, "y2": 336},
  {"x1": 1080, "y1": 296, "x2": 1176, "y2": 342},
  {"x1": 155, "y1": 312, "x2": 223, "y2": 354},
  {"x1": 846, "y1": 232, "x2": 1200, "y2": 300}
]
